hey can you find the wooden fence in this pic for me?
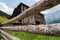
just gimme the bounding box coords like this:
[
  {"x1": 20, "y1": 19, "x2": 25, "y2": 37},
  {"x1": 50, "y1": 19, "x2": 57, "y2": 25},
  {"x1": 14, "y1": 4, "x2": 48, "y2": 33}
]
[
  {"x1": 0, "y1": 30, "x2": 20, "y2": 40},
  {"x1": 0, "y1": 0, "x2": 60, "y2": 40},
  {"x1": 0, "y1": 24, "x2": 60, "y2": 36}
]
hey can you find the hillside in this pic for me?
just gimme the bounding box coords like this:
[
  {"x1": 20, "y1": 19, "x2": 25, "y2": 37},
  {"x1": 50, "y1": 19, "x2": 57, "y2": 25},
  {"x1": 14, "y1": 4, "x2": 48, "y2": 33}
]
[
  {"x1": 0, "y1": 10, "x2": 10, "y2": 19},
  {"x1": 0, "y1": 10, "x2": 10, "y2": 24},
  {"x1": 45, "y1": 9, "x2": 60, "y2": 24},
  {"x1": 0, "y1": 16, "x2": 8, "y2": 24}
]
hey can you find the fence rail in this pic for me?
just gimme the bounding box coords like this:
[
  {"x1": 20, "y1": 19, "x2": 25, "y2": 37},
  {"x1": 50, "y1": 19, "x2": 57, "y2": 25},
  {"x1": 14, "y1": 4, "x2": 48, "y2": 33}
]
[
  {"x1": 0, "y1": 24, "x2": 60, "y2": 36},
  {"x1": 0, "y1": 0, "x2": 60, "y2": 39},
  {"x1": 0, "y1": 30, "x2": 20, "y2": 40}
]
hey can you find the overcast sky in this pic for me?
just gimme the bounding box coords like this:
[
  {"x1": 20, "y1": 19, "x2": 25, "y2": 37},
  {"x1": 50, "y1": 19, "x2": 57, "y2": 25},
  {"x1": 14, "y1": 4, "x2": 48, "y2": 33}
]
[
  {"x1": 0, "y1": 0, "x2": 40, "y2": 15},
  {"x1": 0, "y1": 0, "x2": 59, "y2": 15},
  {"x1": 0, "y1": 0, "x2": 40, "y2": 8}
]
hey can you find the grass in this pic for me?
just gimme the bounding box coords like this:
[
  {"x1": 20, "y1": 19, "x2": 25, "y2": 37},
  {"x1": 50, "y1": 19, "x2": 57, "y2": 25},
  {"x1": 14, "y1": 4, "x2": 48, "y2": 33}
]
[
  {"x1": 0, "y1": 35, "x2": 4, "y2": 40},
  {"x1": 0, "y1": 16, "x2": 8, "y2": 23},
  {"x1": 4, "y1": 30, "x2": 60, "y2": 40}
]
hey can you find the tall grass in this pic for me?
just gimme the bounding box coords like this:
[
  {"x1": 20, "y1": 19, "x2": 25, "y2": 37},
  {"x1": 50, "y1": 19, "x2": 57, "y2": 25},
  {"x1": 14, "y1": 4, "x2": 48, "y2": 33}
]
[{"x1": 0, "y1": 16, "x2": 8, "y2": 23}]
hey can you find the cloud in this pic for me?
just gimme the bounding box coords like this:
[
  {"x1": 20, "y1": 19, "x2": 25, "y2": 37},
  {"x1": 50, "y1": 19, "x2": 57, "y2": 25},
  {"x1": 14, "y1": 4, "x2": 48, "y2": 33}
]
[
  {"x1": 26, "y1": 0, "x2": 40, "y2": 2},
  {"x1": 41, "y1": 4, "x2": 60, "y2": 15},
  {"x1": 35, "y1": 0, "x2": 40, "y2": 2},
  {"x1": 0, "y1": 2, "x2": 14, "y2": 15}
]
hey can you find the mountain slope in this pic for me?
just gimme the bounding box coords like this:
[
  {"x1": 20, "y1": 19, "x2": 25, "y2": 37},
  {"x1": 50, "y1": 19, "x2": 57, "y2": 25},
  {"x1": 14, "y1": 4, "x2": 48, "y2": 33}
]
[
  {"x1": 0, "y1": 10, "x2": 10, "y2": 24},
  {"x1": 0, "y1": 2, "x2": 13, "y2": 15},
  {"x1": 41, "y1": 4, "x2": 60, "y2": 24},
  {"x1": 45, "y1": 9, "x2": 60, "y2": 24},
  {"x1": 0, "y1": 10, "x2": 10, "y2": 19},
  {"x1": 0, "y1": 16, "x2": 8, "y2": 24}
]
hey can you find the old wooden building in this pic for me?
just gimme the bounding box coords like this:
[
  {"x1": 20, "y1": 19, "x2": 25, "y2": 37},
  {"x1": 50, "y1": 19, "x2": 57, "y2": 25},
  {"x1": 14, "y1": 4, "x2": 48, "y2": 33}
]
[
  {"x1": 10, "y1": 3, "x2": 45, "y2": 25},
  {"x1": 10, "y1": 3, "x2": 29, "y2": 23},
  {"x1": 10, "y1": 3, "x2": 29, "y2": 19}
]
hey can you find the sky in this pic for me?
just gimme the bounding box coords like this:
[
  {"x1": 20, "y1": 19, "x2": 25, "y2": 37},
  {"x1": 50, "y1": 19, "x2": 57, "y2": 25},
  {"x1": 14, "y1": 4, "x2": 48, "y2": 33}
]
[
  {"x1": 0, "y1": 0, "x2": 40, "y2": 8},
  {"x1": 41, "y1": 4, "x2": 60, "y2": 15},
  {"x1": 0, "y1": 0, "x2": 40, "y2": 15},
  {"x1": 0, "y1": 0, "x2": 60, "y2": 15}
]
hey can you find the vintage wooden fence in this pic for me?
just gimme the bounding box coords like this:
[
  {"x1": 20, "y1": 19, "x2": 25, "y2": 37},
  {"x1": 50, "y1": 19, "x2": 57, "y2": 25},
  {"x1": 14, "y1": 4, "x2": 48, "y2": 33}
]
[
  {"x1": 0, "y1": 30, "x2": 20, "y2": 40},
  {"x1": 0, "y1": 24, "x2": 60, "y2": 36},
  {"x1": 0, "y1": 24, "x2": 60, "y2": 40},
  {"x1": 0, "y1": 0, "x2": 60, "y2": 40}
]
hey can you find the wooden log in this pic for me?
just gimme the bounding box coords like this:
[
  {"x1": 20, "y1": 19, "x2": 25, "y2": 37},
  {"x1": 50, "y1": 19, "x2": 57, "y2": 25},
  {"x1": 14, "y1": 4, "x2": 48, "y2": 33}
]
[
  {"x1": 3, "y1": 0, "x2": 60, "y2": 24},
  {"x1": 0, "y1": 24, "x2": 60, "y2": 36},
  {"x1": 0, "y1": 30, "x2": 20, "y2": 40},
  {"x1": 1, "y1": 34, "x2": 9, "y2": 40}
]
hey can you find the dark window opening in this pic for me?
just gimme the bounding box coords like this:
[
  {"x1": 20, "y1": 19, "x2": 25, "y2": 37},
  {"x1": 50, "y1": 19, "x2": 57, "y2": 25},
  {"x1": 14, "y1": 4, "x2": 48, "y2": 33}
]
[{"x1": 36, "y1": 21, "x2": 40, "y2": 25}]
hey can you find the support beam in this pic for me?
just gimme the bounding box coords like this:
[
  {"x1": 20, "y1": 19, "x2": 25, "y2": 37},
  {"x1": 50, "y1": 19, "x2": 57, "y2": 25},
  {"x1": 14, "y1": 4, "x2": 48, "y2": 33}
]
[
  {"x1": 0, "y1": 24, "x2": 60, "y2": 36},
  {"x1": 3, "y1": 0, "x2": 60, "y2": 24}
]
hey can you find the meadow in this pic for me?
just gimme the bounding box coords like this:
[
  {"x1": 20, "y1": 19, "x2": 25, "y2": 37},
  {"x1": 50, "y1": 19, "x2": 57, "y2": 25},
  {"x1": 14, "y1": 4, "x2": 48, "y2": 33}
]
[
  {"x1": 5, "y1": 30, "x2": 60, "y2": 40},
  {"x1": 0, "y1": 16, "x2": 8, "y2": 23}
]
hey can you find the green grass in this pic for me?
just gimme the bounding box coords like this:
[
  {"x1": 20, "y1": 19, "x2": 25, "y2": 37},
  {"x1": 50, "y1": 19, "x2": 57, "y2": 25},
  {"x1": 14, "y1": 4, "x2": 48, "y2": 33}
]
[
  {"x1": 0, "y1": 35, "x2": 4, "y2": 40},
  {"x1": 4, "y1": 30, "x2": 60, "y2": 40},
  {"x1": 0, "y1": 16, "x2": 8, "y2": 24}
]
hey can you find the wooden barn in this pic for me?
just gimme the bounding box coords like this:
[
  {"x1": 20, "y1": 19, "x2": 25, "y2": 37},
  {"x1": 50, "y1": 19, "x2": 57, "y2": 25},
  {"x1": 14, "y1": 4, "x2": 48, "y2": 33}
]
[{"x1": 10, "y1": 3, "x2": 45, "y2": 25}]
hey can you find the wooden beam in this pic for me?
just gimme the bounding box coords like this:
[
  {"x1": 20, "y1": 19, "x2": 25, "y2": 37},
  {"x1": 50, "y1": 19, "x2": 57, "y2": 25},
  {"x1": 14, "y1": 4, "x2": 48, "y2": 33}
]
[
  {"x1": 0, "y1": 24, "x2": 60, "y2": 36},
  {"x1": 3, "y1": 0, "x2": 60, "y2": 24}
]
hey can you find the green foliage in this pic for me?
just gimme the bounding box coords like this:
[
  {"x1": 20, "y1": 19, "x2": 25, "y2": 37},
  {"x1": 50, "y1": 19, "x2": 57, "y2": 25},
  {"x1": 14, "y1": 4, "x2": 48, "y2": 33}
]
[
  {"x1": 5, "y1": 30, "x2": 60, "y2": 40},
  {"x1": 0, "y1": 10, "x2": 10, "y2": 23},
  {"x1": 0, "y1": 16, "x2": 8, "y2": 23},
  {"x1": 0, "y1": 35, "x2": 4, "y2": 40},
  {"x1": 0, "y1": 10, "x2": 10, "y2": 19}
]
